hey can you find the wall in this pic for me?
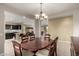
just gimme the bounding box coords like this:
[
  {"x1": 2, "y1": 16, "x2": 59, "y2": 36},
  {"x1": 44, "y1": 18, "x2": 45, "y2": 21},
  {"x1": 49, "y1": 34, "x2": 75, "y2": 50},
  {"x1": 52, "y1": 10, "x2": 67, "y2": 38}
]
[
  {"x1": 73, "y1": 10, "x2": 79, "y2": 37},
  {"x1": 48, "y1": 8, "x2": 79, "y2": 55},
  {"x1": 0, "y1": 7, "x2": 4, "y2": 55},
  {"x1": 48, "y1": 16, "x2": 73, "y2": 56},
  {"x1": 49, "y1": 8, "x2": 79, "y2": 37},
  {"x1": 48, "y1": 16, "x2": 73, "y2": 41},
  {"x1": 4, "y1": 11, "x2": 35, "y2": 33}
]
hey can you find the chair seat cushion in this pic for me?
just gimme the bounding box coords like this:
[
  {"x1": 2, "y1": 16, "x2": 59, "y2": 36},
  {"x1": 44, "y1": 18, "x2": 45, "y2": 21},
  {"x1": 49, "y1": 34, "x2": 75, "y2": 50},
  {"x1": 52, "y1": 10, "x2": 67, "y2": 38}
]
[
  {"x1": 22, "y1": 50, "x2": 34, "y2": 56},
  {"x1": 36, "y1": 49, "x2": 49, "y2": 56}
]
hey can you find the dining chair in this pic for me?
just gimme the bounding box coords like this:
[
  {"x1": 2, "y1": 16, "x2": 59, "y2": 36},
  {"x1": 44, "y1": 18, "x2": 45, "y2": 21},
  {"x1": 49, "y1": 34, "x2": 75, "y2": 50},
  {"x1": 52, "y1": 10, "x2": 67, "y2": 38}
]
[
  {"x1": 50, "y1": 37, "x2": 58, "y2": 56},
  {"x1": 55, "y1": 37, "x2": 58, "y2": 53},
  {"x1": 21, "y1": 35, "x2": 28, "y2": 43},
  {"x1": 36, "y1": 37, "x2": 58, "y2": 56},
  {"x1": 12, "y1": 41, "x2": 22, "y2": 56},
  {"x1": 12, "y1": 41, "x2": 34, "y2": 56},
  {"x1": 19, "y1": 33, "x2": 24, "y2": 39},
  {"x1": 48, "y1": 43, "x2": 56, "y2": 56},
  {"x1": 44, "y1": 34, "x2": 51, "y2": 41},
  {"x1": 30, "y1": 35, "x2": 35, "y2": 41}
]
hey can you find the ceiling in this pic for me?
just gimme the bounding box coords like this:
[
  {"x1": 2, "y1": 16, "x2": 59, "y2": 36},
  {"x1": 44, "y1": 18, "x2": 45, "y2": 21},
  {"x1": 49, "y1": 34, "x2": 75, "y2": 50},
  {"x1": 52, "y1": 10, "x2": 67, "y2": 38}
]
[{"x1": 2, "y1": 3, "x2": 79, "y2": 19}]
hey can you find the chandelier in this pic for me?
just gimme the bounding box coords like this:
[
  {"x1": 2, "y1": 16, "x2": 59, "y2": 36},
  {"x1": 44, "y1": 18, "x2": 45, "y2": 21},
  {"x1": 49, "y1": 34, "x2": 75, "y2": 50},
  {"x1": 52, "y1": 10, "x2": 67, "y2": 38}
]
[{"x1": 35, "y1": 3, "x2": 48, "y2": 20}]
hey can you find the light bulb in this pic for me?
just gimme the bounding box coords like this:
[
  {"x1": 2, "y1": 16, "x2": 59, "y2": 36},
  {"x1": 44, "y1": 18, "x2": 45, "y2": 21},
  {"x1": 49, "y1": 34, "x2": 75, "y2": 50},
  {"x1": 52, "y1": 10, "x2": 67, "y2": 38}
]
[
  {"x1": 44, "y1": 16, "x2": 48, "y2": 19},
  {"x1": 42, "y1": 13, "x2": 45, "y2": 16},
  {"x1": 35, "y1": 14, "x2": 39, "y2": 19},
  {"x1": 35, "y1": 14, "x2": 39, "y2": 17}
]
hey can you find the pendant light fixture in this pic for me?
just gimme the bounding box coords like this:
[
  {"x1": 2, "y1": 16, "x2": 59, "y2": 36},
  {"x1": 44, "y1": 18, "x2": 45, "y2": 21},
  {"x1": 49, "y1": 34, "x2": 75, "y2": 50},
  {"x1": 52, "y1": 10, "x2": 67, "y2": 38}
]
[{"x1": 35, "y1": 3, "x2": 48, "y2": 20}]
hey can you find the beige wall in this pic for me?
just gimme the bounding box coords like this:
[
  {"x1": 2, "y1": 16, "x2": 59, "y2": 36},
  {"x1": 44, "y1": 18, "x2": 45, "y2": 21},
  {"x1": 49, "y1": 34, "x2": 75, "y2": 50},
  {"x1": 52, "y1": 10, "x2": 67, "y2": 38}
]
[
  {"x1": 21, "y1": 24, "x2": 31, "y2": 33},
  {"x1": 21, "y1": 24, "x2": 27, "y2": 34},
  {"x1": 48, "y1": 16, "x2": 73, "y2": 41},
  {"x1": 48, "y1": 16, "x2": 73, "y2": 55}
]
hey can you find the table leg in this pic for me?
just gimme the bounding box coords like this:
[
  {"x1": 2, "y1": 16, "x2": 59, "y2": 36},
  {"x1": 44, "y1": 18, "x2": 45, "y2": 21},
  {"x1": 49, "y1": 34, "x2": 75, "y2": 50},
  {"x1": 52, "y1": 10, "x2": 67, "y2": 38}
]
[{"x1": 33, "y1": 51, "x2": 38, "y2": 56}]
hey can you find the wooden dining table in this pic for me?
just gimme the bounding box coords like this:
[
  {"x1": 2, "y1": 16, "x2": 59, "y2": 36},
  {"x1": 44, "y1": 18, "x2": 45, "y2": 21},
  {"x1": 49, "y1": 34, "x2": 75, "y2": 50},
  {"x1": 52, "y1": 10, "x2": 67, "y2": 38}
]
[{"x1": 21, "y1": 38, "x2": 53, "y2": 56}]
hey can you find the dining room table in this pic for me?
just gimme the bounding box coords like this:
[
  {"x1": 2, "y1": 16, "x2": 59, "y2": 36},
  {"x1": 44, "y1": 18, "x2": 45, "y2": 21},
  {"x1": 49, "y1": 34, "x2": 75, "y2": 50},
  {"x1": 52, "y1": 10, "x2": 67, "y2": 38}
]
[{"x1": 21, "y1": 37, "x2": 53, "y2": 56}]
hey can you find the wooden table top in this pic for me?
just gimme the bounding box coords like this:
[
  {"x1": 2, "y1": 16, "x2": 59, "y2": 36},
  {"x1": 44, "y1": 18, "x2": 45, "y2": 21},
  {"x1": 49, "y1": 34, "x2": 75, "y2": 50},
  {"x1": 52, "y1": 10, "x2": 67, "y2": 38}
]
[{"x1": 21, "y1": 38, "x2": 53, "y2": 52}]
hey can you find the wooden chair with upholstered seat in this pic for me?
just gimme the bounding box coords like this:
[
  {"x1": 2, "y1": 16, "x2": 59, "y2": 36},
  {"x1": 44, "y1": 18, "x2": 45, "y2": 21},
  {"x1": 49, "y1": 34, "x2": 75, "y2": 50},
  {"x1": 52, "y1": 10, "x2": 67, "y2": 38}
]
[{"x1": 12, "y1": 41, "x2": 34, "y2": 56}]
